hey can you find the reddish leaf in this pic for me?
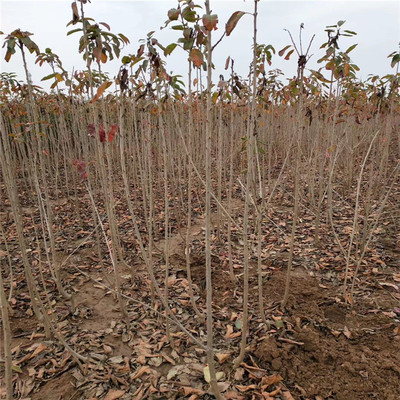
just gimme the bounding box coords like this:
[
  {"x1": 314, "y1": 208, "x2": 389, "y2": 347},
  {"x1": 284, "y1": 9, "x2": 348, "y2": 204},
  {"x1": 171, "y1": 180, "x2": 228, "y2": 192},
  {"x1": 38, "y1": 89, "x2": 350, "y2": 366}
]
[
  {"x1": 137, "y1": 44, "x2": 145, "y2": 57},
  {"x1": 5, "y1": 50, "x2": 12, "y2": 62},
  {"x1": 73, "y1": 159, "x2": 87, "y2": 181},
  {"x1": 99, "y1": 22, "x2": 111, "y2": 31},
  {"x1": 71, "y1": 1, "x2": 79, "y2": 24},
  {"x1": 93, "y1": 46, "x2": 102, "y2": 63},
  {"x1": 225, "y1": 56, "x2": 231, "y2": 70},
  {"x1": 202, "y1": 14, "x2": 218, "y2": 31},
  {"x1": 108, "y1": 124, "x2": 118, "y2": 142},
  {"x1": 189, "y1": 48, "x2": 204, "y2": 67},
  {"x1": 284, "y1": 49, "x2": 295, "y2": 60},
  {"x1": 278, "y1": 45, "x2": 291, "y2": 57},
  {"x1": 325, "y1": 60, "x2": 335, "y2": 71},
  {"x1": 87, "y1": 123, "x2": 96, "y2": 137},
  {"x1": 226, "y1": 11, "x2": 246, "y2": 36},
  {"x1": 168, "y1": 8, "x2": 180, "y2": 21},
  {"x1": 99, "y1": 124, "x2": 106, "y2": 142}
]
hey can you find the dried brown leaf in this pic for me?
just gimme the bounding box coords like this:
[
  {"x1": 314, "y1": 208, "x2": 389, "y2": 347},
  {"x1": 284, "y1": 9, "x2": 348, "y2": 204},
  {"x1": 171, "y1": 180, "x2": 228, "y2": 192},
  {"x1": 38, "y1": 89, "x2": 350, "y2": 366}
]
[
  {"x1": 90, "y1": 81, "x2": 112, "y2": 103},
  {"x1": 131, "y1": 365, "x2": 151, "y2": 380},
  {"x1": 104, "y1": 389, "x2": 125, "y2": 400},
  {"x1": 183, "y1": 387, "x2": 205, "y2": 396},
  {"x1": 216, "y1": 353, "x2": 231, "y2": 364}
]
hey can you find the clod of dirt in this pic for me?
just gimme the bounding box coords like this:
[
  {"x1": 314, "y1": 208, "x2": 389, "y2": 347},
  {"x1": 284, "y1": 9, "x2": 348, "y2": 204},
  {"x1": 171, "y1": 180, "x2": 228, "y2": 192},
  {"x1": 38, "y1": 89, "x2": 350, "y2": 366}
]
[{"x1": 294, "y1": 327, "x2": 320, "y2": 352}]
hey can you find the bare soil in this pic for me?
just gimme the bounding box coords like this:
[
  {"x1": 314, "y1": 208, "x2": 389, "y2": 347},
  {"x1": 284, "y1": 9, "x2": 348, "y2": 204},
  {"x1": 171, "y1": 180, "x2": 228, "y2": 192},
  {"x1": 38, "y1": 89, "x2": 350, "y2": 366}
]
[
  {"x1": 255, "y1": 268, "x2": 400, "y2": 400},
  {"x1": 1, "y1": 189, "x2": 400, "y2": 400}
]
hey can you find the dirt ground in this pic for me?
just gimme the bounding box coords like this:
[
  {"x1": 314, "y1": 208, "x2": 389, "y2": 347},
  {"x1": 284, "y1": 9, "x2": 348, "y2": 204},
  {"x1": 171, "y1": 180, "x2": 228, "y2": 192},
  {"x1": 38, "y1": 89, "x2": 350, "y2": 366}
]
[
  {"x1": 254, "y1": 268, "x2": 400, "y2": 400},
  {"x1": 1, "y1": 187, "x2": 400, "y2": 400}
]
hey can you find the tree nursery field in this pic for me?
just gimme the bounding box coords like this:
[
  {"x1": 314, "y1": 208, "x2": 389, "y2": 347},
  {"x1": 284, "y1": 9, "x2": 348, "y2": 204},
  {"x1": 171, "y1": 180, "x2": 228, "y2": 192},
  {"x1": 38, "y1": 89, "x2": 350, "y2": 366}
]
[{"x1": 0, "y1": 1, "x2": 399, "y2": 399}]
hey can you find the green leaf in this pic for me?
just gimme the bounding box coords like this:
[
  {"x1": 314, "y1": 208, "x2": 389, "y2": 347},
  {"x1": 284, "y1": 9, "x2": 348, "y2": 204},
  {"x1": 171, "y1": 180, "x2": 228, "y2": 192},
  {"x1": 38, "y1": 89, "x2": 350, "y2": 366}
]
[
  {"x1": 345, "y1": 44, "x2": 358, "y2": 54},
  {"x1": 41, "y1": 73, "x2": 57, "y2": 81},
  {"x1": 182, "y1": 7, "x2": 197, "y2": 23},
  {"x1": 21, "y1": 37, "x2": 39, "y2": 54},
  {"x1": 129, "y1": 56, "x2": 143, "y2": 67},
  {"x1": 310, "y1": 69, "x2": 332, "y2": 83},
  {"x1": 142, "y1": 59, "x2": 148, "y2": 72},
  {"x1": 391, "y1": 54, "x2": 400, "y2": 68},
  {"x1": 183, "y1": 28, "x2": 192, "y2": 40},
  {"x1": 183, "y1": 38, "x2": 194, "y2": 51},
  {"x1": 337, "y1": 20, "x2": 346, "y2": 27},
  {"x1": 212, "y1": 91, "x2": 219, "y2": 104},
  {"x1": 326, "y1": 47, "x2": 335, "y2": 57},
  {"x1": 343, "y1": 30, "x2": 357, "y2": 35},
  {"x1": 67, "y1": 28, "x2": 82, "y2": 36},
  {"x1": 275, "y1": 319, "x2": 285, "y2": 329},
  {"x1": 113, "y1": 44, "x2": 121, "y2": 58},
  {"x1": 5, "y1": 38, "x2": 16, "y2": 62},
  {"x1": 121, "y1": 55, "x2": 131, "y2": 64},
  {"x1": 265, "y1": 44, "x2": 275, "y2": 53},
  {"x1": 12, "y1": 364, "x2": 22, "y2": 373},
  {"x1": 171, "y1": 25, "x2": 184, "y2": 30}
]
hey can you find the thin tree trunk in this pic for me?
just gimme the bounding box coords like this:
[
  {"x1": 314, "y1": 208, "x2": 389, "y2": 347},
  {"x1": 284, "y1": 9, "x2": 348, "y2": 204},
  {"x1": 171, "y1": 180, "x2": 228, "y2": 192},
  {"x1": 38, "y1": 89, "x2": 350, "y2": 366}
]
[
  {"x1": 204, "y1": 1, "x2": 223, "y2": 398},
  {"x1": 0, "y1": 265, "x2": 13, "y2": 400}
]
